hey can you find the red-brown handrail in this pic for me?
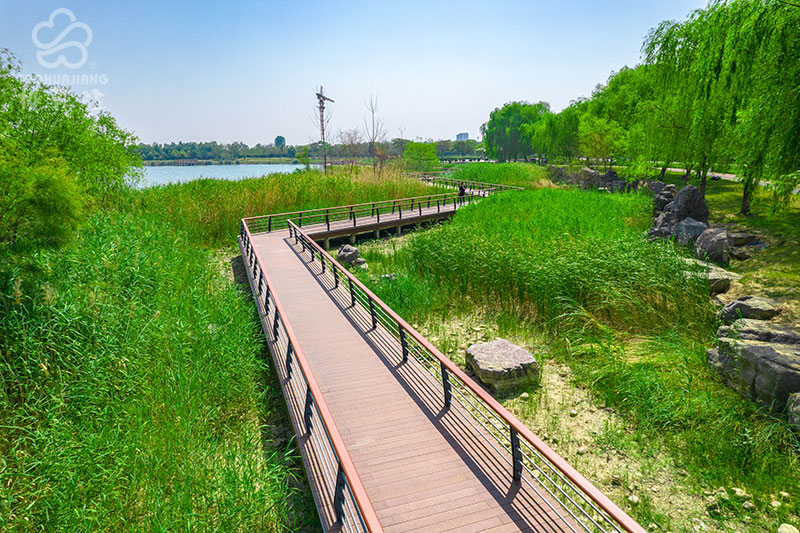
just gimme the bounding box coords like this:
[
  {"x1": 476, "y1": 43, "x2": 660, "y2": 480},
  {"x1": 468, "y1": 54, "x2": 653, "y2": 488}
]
[
  {"x1": 286, "y1": 219, "x2": 645, "y2": 533},
  {"x1": 240, "y1": 222, "x2": 383, "y2": 532}
]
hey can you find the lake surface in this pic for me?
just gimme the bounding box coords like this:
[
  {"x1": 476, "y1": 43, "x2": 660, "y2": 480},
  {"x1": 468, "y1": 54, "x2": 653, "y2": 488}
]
[{"x1": 140, "y1": 163, "x2": 317, "y2": 187}]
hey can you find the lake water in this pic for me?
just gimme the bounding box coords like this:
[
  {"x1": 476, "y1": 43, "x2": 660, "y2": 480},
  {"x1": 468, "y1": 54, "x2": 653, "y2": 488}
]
[{"x1": 140, "y1": 163, "x2": 318, "y2": 187}]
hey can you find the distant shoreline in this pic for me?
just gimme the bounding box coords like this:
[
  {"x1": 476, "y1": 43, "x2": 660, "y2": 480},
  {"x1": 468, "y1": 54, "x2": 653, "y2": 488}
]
[{"x1": 142, "y1": 159, "x2": 300, "y2": 167}]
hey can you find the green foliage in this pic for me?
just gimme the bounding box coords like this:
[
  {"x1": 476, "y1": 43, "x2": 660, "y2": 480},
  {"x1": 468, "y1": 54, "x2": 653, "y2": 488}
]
[
  {"x1": 577, "y1": 115, "x2": 627, "y2": 169},
  {"x1": 770, "y1": 171, "x2": 800, "y2": 214},
  {"x1": 296, "y1": 145, "x2": 310, "y2": 168},
  {"x1": 448, "y1": 162, "x2": 548, "y2": 189},
  {"x1": 0, "y1": 213, "x2": 310, "y2": 530},
  {"x1": 0, "y1": 153, "x2": 84, "y2": 248},
  {"x1": 402, "y1": 141, "x2": 439, "y2": 172},
  {"x1": 481, "y1": 101, "x2": 550, "y2": 161},
  {"x1": 274, "y1": 135, "x2": 286, "y2": 147}
]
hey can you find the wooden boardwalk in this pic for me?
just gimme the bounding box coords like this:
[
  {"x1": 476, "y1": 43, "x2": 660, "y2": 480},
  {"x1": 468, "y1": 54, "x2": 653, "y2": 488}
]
[{"x1": 239, "y1": 184, "x2": 644, "y2": 533}]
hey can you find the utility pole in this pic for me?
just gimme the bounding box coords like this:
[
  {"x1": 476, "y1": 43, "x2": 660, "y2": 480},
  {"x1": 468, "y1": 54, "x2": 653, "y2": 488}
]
[{"x1": 316, "y1": 86, "x2": 334, "y2": 173}]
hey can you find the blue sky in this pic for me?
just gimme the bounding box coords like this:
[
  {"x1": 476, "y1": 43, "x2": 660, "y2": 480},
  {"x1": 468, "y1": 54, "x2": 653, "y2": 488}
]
[{"x1": 1, "y1": 0, "x2": 707, "y2": 145}]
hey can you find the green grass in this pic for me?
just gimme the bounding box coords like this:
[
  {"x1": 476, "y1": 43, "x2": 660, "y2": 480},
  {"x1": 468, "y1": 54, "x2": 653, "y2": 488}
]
[
  {"x1": 0, "y1": 212, "x2": 316, "y2": 531},
  {"x1": 128, "y1": 167, "x2": 438, "y2": 248},
  {"x1": 357, "y1": 187, "x2": 800, "y2": 527},
  {"x1": 447, "y1": 162, "x2": 551, "y2": 189}
]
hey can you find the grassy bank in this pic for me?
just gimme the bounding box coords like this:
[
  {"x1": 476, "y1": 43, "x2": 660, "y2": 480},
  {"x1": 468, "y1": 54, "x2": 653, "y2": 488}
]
[
  {"x1": 0, "y1": 212, "x2": 317, "y2": 530},
  {"x1": 447, "y1": 162, "x2": 553, "y2": 189},
  {"x1": 356, "y1": 187, "x2": 800, "y2": 529},
  {"x1": 129, "y1": 167, "x2": 438, "y2": 248}
]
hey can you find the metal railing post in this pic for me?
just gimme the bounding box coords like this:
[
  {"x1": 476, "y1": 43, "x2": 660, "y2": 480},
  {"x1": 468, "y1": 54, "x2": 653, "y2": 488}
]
[
  {"x1": 285, "y1": 342, "x2": 294, "y2": 379},
  {"x1": 400, "y1": 326, "x2": 408, "y2": 363},
  {"x1": 349, "y1": 278, "x2": 356, "y2": 307},
  {"x1": 437, "y1": 200, "x2": 440, "y2": 213},
  {"x1": 333, "y1": 266, "x2": 339, "y2": 289},
  {"x1": 321, "y1": 253, "x2": 326, "y2": 274},
  {"x1": 369, "y1": 298, "x2": 377, "y2": 329},
  {"x1": 268, "y1": 216, "x2": 272, "y2": 232},
  {"x1": 299, "y1": 213, "x2": 303, "y2": 227},
  {"x1": 272, "y1": 312, "x2": 280, "y2": 339},
  {"x1": 441, "y1": 362, "x2": 452, "y2": 408},
  {"x1": 326, "y1": 211, "x2": 330, "y2": 231},
  {"x1": 303, "y1": 384, "x2": 313, "y2": 433},
  {"x1": 510, "y1": 427, "x2": 523, "y2": 481},
  {"x1": 334, "y1": 462, "x2": 346, "y2": 523}
]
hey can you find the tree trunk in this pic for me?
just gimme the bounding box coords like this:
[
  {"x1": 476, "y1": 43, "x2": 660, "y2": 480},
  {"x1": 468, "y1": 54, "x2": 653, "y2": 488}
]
[
  {"x1": 659, "y1": 163, "x2": 669, "y2": 181},
  {"x1": 698, "y1": 154, "x2": 708, "y2": 197},
  {"x1": 740, "y1": 178, "x2": 753, "y2": 215}
]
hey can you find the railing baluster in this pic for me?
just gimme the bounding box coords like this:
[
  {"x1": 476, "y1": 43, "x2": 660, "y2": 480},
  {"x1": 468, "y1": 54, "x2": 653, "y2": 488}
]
[
  {"x1": 321, "y1": 253, "x2": 326, "y2": 273},
  {"x1": 400, "y1": 326, "x2": 408, "y2": 363},
  {"x1": 369, "y1": 298, "x2": 377, "y2": 329},
  {"x1": 334, "y1": 462, "x2": 346, "y2": 523},
  {"x1": 333, "y1": 265, "x2": 339, "y2": 288},
  {"x1": 285, "y1": 342, "x2": 294, "y2": 379},
  {"x1": 303, "y1": 383, "x2": 313, "y2": 433},
  {"x1": 268, "y1": 216, "x2": 272, "y2": 232},
  {"x1": 272, "y1": 312, "x2": 280, "y2": 339},
  {"x1": 510, "y1": 427, "x2": 523, "y2": 481},
  {"x1": 299, "y1": 213, "x2": 302, "y2": 227},
  {"x1": 326, "y1": 210, "x2": 330, "y2": 231},
  {"x1": 441, "y1": 361, "x2": 452, "y2": 408},
  {"x1": 437, "y1": 200, "x2": 440, "y2": 213},
  {"x1": 349, "y1": 277, "x2": 356, "y2": 307}
]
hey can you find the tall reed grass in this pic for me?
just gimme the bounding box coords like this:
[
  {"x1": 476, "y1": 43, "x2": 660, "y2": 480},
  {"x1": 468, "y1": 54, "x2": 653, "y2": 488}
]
[
  {"x1": 0, "y1": 213, "x2": 312, "y2": 530},
  {"x1": 129, "y1": 167, "x2": 437, "y2": 248}
]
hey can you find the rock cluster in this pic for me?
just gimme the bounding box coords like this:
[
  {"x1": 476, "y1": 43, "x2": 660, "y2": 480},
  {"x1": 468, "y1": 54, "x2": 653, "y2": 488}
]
[
  {"x1": 549, "y1": 166, "x2": 636, "y2": 192},
  {"x1": 337, "y1": 244, "x2": 368, "y2": 270},
  {"x1": 707, "y1": 316, "x2": 800, "y2": 430},
  {"x1": 465, "y1": 338, "x2": 541, "y2": 394},
  {"x1": 649, "y1": 185, "x2": 709, "y2": 239},
  {"x1": 679, "y1": 257, "x2": 742, "y2": 295},
  {"x1": 647, "y1": 184, "x2": 761, "y2": 266}
]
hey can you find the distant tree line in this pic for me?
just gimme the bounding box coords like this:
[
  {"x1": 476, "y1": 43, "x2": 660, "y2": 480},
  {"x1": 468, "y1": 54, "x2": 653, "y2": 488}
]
[
  {"x1": 137, "y1": 137, "x2": 481, "y2": 163},
  {"x1": 482, "y1": 0, "x2": 800, "y2": 214}
]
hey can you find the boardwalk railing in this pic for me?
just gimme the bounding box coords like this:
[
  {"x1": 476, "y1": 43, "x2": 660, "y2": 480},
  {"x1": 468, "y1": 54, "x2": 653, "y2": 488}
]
[
  {"x1": 286, "y1": 219, "x2": 645, "y2": 533},
  {"x1": 242, "y1": 182, "x2": 520, "y2": 235},
  {"x1": 239, "y1": 222, "x2": 384, "y2": 533},
  {"x1": 418, "y1": 174, "x2": 524, "y2": 194}
]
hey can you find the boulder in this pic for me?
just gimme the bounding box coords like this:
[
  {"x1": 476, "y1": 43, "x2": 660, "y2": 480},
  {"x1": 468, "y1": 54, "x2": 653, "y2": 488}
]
[
  {"x1": 728, "y1": 232, "x2": 757, "y2": 247},
  {"x1": 696, "y1": 227, "x2": 730, "y2": 264},
  {"x1": 670, "y1": 185, "x2": 709, "y2": 224},
  {"x1": 646, "y1": 180, "x2": 666, "y2": 196},
  {"x1": 337, "y1": 244, "x2": 359, "y2": 264},
  {"x1": 353, "y1": 257, "x2": 368, "y2": 270},
  {"x1": 787, "y1": 393, "x2": 800, "y2": 432},
  {"x1": 653, "y1": 185, "x2": 677, "y2": 215},
  {"x1": 680, "y1": 257, "x2": 742, "y2": 294},
  {"x1": 674, "y1": 217, "x2": 708, "y2": 246},
  {"x1": 609, "y1": 179, "x2": 627, "y2": 193},
  {"x1": 720, "y1": 296, "x2": 782, "y2": 322},
  {"x1": 466, "y1": 338, "x2": 541, "y2": 394},
  {"x1": 580, "y1": 167, "x2": 604, "y2": 189},
  {"x1": 708, "y1": 338, "x2": 800, "y2": 412},
  {"x1": 648, "y1": 211, "x2": 676, "y2": 239},
  {"x1": 729, "y1": 246, "x2": 752, "y2": 261},
  {"x1": 718, "y1": 319, "x2": 800, "y2": 345},
  {"x1": 779, "y1": 524, "x2": 800, "y2": 533}
]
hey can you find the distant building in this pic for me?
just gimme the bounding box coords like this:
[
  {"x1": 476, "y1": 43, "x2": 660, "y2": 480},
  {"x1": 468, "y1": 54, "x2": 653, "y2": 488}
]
[{"x1": 456, "y1": 132, "x2": 469, "y2": 141}]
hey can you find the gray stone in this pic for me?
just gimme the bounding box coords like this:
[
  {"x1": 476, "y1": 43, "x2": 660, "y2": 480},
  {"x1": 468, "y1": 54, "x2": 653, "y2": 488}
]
[
  {"x1": 779, "y1": 524, "x2": 800, "y2": 533},
  {"x1": 675, "y1": 217, "x2": 708, "y2": 246},
  {"x1": 647, "y1": 180, "x2": 666, "y2": 195},
  {"x1": 648, "y1": 211, "x2": 676, "y2": 238},
  {"x1": 671, "y1": 185, "x2": 709, "y2": 223},
  {"x1": 680, "y1": 257, "x2": 742, "y2": 294},
  {"x1": 730, "y1": 246, "x2": 752, "y2": 261},
  {"x1": 353, "y1": 257, "x2": 368, "y2": 270},
  {"x1": 788, "y1": 393, "x2": 800, "y2": 432},
  {"x1": 466, "y1": 338, "x2": 541, "y2": 394},
  {"x1": 653, "y1": 187, "x2": 676, "y2": 215},
  {"x1": 581, "y1": 167, "x2": 604, "y2": 188},
  {"x1": 720, "y1": 296, "x2": 782, "y2": 322},
  {"x1": 718, "y1": 319, "x2": 800, "y2": 345},
  {"x1": 337, "y1": 244, "x2": 359, "y2": 264},
  {"x1": 728, "y1": 232, "x2": 757, "y2": 247},
  {"x1": 708, "y1": 338, "x2": 800, "y2": 412},
  {"x1": 695, "y1": 227, "x2": 730, "y2": 264}
]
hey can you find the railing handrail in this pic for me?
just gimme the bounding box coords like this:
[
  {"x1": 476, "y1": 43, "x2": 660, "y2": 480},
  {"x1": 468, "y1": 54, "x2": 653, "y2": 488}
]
[
  {"x1": 242, "y1": 182, "x2": 520, "y2": 226},
  {"x1": 285, "y1": 219, "x2": 644, "y2": 533},
  {"x1": 240, "y1": 223, "x2": 383, "y2": 532}
]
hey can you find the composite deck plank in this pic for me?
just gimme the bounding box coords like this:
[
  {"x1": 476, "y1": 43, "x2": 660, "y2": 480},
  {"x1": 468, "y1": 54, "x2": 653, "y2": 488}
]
[{"x1": 249, "y1": 229, "x2": 579, "y2": 532}]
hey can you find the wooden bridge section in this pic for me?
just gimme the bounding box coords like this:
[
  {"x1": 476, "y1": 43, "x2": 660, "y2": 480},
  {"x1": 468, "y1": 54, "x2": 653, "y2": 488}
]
[{"x1": 238, "y1": 177, "x2": 644, "y2": 532}]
